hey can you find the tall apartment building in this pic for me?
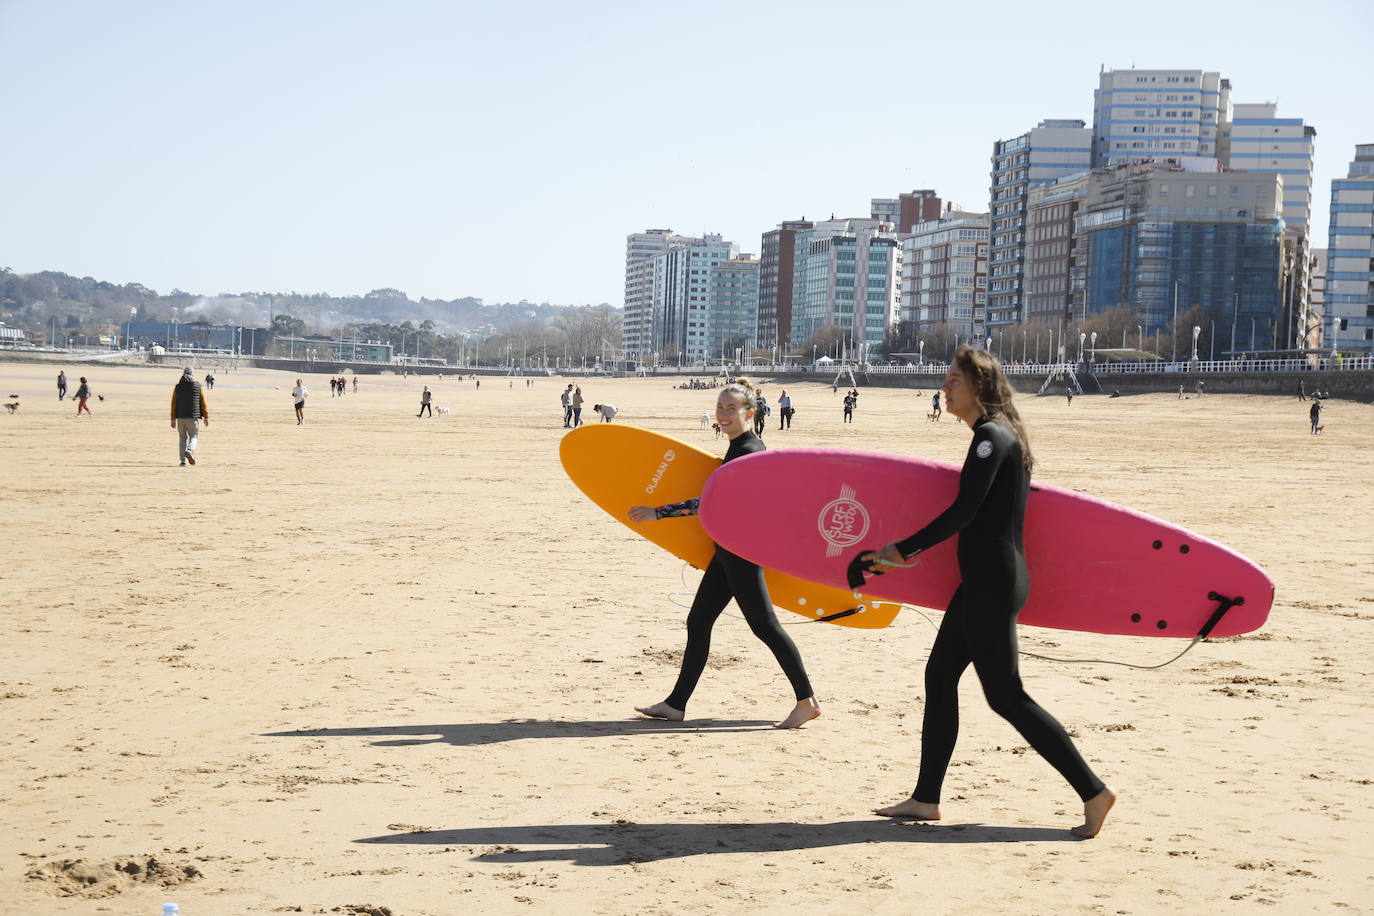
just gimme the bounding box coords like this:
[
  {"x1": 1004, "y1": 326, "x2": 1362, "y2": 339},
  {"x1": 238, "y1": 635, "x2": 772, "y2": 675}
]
[
  {"x1": 899, "y1": 211, "x2": 990, "y2": 340},
  {"x1": 1326, "y1": 144, "x2": 1374, "y2": 353},
  {"x1": 1092, "y1": 69, "x2": 1231, "y2": 167},
  {"x1": 988, "y1": 120, "x2": 1092, "y2": 329},
  {"x1": 870, "y1": 190, "x2": 942, "y2": 233},
  {"x1": 1229, "y1": 103, "x2": 1316, "y2": 235},
  {"x1": 706, "y1": 256, "x2": 760, "y2": 360},
  {"x1": 1024, "y1": 172, "x2": 1091, "y2": 327},
  {"x1": 623, "y1": 229, "x2": 688, "y2": 358},
  {"x1": 651, "y1": 234, "x2": 740, "y2": 362},
  {"x1": 1076, "y1": 160, "x2": 1285, "y2": 349},
  {"x1": 789, "y1": 219, "x2": 898, "y2": 352},
  {"x1": 757, "y1": 220, "x2": 814, "y2": 351}
]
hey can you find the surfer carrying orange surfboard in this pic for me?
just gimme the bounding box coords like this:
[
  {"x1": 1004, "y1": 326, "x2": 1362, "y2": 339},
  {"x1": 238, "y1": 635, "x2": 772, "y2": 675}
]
[
  {"x1": 859, "y1": 346, "x2": 1116, "y2": 838},
  {"x1": 627, "y1": 379, "x2": 821, "y2": 730}
]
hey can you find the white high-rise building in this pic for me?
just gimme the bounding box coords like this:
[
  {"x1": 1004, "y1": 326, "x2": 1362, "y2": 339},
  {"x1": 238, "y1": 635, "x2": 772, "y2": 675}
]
[
  {"x1": 1092, "y1": 69, "x2": 1232, "y2": 167},
  {"x1": 1326, "y1": 144, "x2": 1374, "y2": 353},
  {"x1": 788, "y1": 219, "x2": 898, "y2": 354},
  {"x1": 623, "y1": 229, "x2": 688, "y2": 359},
  {"x1": 1229, "y1": 103, "x2": 1316, "y2": 237}
]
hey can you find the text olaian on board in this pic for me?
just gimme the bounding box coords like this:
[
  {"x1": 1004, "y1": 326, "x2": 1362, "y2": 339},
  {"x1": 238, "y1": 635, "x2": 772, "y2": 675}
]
[{"x1": 644, "y1": 450, "x2": 676, "y2": 494}]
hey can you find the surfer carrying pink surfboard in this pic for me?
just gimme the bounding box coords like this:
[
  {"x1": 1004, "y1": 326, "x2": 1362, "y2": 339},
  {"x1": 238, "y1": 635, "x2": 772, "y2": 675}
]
[
  {"x1": 858, "y1": 346, "x2": 1116, "y2": 838},
  {"x1": 626, "y1": 379, "x2": 822, "y2": 730}
]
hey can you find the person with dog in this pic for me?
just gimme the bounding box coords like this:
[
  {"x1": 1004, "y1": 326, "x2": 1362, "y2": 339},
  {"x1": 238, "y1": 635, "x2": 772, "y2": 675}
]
[
  {"x1": 855, "y1": 345, "x2": 1114, "y2": 839},
  {"x1": 291, "y1": 379, "x2": 308, "y2": 425},
  {"x1": 842, "y1": 390, "x2": 856, "y2": 423},
  {"x1": 628, "y1": 378, "x2": 821, "y2": 730},
  {"x1": 418, "y1": 386, "x2": 433, "y2": 418},
  {"x1": 930, "y1": 391, "x2": 942, "y2": 422},
  {"x1": 170, "y1": 366, "x2": 209, "y2": 467},
  {"x1": 73, "y1": 377, "x2": 93, "y2": 415}
]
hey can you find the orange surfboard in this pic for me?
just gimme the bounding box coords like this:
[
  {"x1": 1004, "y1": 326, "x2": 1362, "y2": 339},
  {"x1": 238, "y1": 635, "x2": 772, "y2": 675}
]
[{"x1": 559, "y1": 424, "x2": 901, "y2": 629}]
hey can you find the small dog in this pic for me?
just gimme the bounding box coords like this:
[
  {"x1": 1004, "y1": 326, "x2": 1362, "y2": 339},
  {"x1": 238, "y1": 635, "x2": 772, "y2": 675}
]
[
  {"x1": 436, "y1": 406, "x2": 450, "y2": 416},
  {"x1": 699, "y1": 412, "x2": 711, "y2": 429},
  {"x1": 712, "y1": 422, "x2": 722, "y2": 439},
  {"x1": 3, "y1": 401, "x2": 18, "y2": 414},
  {"x1": 97, "y1": 394, "x2": 105, "y2": 402}
]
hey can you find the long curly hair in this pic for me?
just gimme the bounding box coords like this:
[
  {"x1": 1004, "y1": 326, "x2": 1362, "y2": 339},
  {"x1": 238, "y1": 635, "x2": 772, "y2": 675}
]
[{"x1": 952, "y1": 345, "x2": 1034, "y2": 471}]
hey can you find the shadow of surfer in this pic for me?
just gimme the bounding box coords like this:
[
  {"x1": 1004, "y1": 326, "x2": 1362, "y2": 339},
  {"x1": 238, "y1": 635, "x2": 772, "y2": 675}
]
[
  {"x1": 354, "y1": 818, "x2": 1080, "y2": 864},
  {"x1": 261, "y1": 718, "x2": 779, "y2": 749}
]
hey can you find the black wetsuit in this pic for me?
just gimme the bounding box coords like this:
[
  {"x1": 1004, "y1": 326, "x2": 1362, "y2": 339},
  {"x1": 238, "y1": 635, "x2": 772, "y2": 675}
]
[
  {"x1": 655, "y1": 431, "x2": 813, "y2": 711},
  {"x1": 893, "y1": 417, "x2": 1103, "y2": 804}
]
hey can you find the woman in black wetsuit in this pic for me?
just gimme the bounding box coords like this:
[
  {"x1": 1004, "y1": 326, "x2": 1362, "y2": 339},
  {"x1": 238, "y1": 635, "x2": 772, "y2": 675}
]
[
  {"x1": 856, "y1": 345, "x2": 1115, "y2": 838},
  {"x1": 628, "y1": 378, "x2": 821, "y2": 729}
]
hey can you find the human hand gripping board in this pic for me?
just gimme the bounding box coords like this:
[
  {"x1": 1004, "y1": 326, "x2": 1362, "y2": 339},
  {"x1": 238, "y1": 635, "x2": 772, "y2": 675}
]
[
  {"x1": 698, "y1": 448, "x2": 1272, "y2": 638},
  {"x1": 559, "y1": 425, "x2": 902, "y2": 628}
]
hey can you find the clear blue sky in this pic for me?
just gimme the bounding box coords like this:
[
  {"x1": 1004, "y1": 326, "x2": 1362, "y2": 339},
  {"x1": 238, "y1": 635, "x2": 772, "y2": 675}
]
[{"x1": 2, "y1": 0, "x2": 1368, "y2": 305}]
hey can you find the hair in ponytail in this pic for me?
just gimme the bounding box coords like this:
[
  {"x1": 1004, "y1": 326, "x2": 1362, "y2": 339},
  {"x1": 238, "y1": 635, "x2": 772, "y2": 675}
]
[{"x1": 720, "y1": 377, "x2": 760, "y2": 410}]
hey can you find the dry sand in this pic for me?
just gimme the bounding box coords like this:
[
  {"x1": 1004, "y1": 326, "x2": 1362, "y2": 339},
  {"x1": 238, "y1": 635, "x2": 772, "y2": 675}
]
[{"x1": 1, "y1": 362, "x2": 1371, "y2": 915}]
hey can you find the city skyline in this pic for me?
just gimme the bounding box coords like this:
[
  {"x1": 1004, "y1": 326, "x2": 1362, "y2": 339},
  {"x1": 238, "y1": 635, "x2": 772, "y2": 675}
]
[{"x1": 1, "y1": 0, "x2": 1368, "y2": 305}]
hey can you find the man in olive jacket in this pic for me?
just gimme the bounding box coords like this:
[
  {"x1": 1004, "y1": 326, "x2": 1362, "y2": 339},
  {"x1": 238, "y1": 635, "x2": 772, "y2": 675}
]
[{"x1": 170, "y1": 367, "x2": 210, "y2": 466}]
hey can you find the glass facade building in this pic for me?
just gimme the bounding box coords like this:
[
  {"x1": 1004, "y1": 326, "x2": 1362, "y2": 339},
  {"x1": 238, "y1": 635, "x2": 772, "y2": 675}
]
[
  {"x1": 788, "y1": 220, "x2": 897, "y2": 352},
  {"x1": 707, "y1": 257, "x2": 760, "y2": 360},
  {"x1": 1326, "y1": 144, "x2": 1374, "y2": 353}
]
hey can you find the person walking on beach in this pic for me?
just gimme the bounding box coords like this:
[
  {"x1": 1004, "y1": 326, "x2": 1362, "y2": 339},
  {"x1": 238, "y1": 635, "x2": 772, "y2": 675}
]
[
  {"x1": 628, "y1": 378, "x2": 821, "y2": 730},
  {"x1": 1297, "y1": 381, "x2": 1307, "y2": 402},
  {"x1": 561, "y1": 384, "x2": 574, "y2": 427},
  {"x1": 418, "y1": 386, "x2": 433, "y2": 418},
  {"x1": 842, "y1": 390, "x2": 855, "y2": 423},
  {"x1": 754, "y1": 394, "x2": 768, "y2": 436},
  {"x1": 1065, "y1": 386, "x2": 1074, "y2": 406},
  {"x1": 855, "y1": 345, "x2": 1114, "y2": 838},
  {"x1": 1310, "y1": 400, "x2": 1323, "y2": 435},
  {"x1": 329, "y1": 377, "x2": 338, "y2": 397},
  {"x1": 170, "y1": 366, "x2": 209, "y2": 467},
  {"x1": 352, "y1": 376, "x2": 358, "y2": 394},
  {"x1": 205, "y1": 372, "x2": 215, "y2": 390},
  {"x1": 73, "y1": 377, "x2": 93, "y2": 415},
  {"x1": 931, "y1": 391, "x2": 942, "y2": 421},
  {"x1": 1178, "y1": 384, "x2": 1185, "y2": 400},
  {"x1": 571, "y1": 386, "x2": 584, "y2": 427},
  {"x1": 778, "y1": 390, "x2": 792, "y2": 430},
  {"x1": 291, "y1": 379, "x2": 308, "y2": 425},
  {"x1": 57, "y1": 370, "x2": 67, "y2": 400}
]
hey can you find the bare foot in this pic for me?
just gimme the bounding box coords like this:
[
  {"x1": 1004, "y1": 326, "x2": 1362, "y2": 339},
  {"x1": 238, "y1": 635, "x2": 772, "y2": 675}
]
[
  {"x1": 633, "y1": 701, "x2": 684, "y2": 721},
  {"x1": 873, "y1": 797, "x2": 941, "y2": 820},
  {"x1": 773, "y1": 697, "x2": 821, "y2": 729},
  {"x1": 1071, "y1": 787, "x2": 1116, "y2": 838}
]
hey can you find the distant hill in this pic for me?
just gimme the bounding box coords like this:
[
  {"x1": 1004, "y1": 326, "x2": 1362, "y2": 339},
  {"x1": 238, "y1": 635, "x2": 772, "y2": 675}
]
[{"x1": 0, "y1": 268, "x2": 613, "y2": 337}]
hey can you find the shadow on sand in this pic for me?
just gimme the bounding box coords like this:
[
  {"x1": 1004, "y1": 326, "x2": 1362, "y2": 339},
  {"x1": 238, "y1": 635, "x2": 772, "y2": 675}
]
[
  {"x1": 261, "y1": 718, "x2": 780, "y2": 749},
  {"x1": 355, "y1": 819, "x2": 1080, "y2": 864}
]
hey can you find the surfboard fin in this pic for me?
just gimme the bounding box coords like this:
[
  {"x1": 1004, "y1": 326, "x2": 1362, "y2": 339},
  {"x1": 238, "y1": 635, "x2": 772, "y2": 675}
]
[{"x1": 1197, "y1": 592, "x2": 1245, "y2": 639}]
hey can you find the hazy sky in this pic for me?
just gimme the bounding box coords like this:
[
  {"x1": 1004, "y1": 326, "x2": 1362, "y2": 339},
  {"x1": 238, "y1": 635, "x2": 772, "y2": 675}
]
[{"x1": 2, "y1": 0, "x2": 1369, "y2": 305}]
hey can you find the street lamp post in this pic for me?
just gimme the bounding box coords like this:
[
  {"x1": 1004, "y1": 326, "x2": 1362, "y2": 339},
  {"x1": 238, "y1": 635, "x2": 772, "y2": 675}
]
[
  {"x1": 1078, "y1": 331, "x2": 1086, "y2": 363},
  {"x1": 1230, "y1": 292, "x2": 1239, "y2": 360},
  {"x1": 918, "y1": 339, "x2": 925, "y2": 365},
  {"x1": 1191, "y1": 325, "x2": 1202, "y2": 362},
  {"x1": 1090, "y1": 331, "x2": 1098, "y2": 367},
  {"x1": 1137, "y1": 324, "x2": 1143, "y2": 352}
]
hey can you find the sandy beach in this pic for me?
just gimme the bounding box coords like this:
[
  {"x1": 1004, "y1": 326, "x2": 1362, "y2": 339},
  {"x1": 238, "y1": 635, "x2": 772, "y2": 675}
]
[{"x1": 2, "y1": 362, "x2": 1371, "y2": 915}]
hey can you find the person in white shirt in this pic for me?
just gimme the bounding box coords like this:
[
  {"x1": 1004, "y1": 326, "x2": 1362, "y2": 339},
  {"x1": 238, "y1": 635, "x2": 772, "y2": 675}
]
[
  {"x1": 592, "y1": 403, "x2": 618, "y2": 422},
  {"x1": 777, "y1": 390, "x2": 793, "y2": 430},
  {"x1": 291, "y1": 379, "x2": 309, "y2": 425}
]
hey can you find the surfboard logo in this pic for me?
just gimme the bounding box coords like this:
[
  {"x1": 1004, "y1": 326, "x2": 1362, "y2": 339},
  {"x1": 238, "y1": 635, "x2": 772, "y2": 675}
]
[
  {"x1": 644, "y1": 449, "x2": 676, "y2": 494},
  {"x1": 818, "y1": 485, "x2": 870, "y2": 557}
]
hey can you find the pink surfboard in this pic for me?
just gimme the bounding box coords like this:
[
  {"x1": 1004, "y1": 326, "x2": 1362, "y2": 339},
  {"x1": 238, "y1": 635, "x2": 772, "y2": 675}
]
[{"x1": 699, "y1": 448, "x2": 1272, "y2": 638}]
